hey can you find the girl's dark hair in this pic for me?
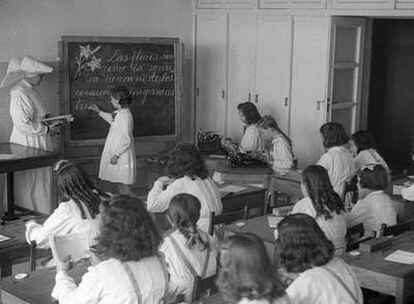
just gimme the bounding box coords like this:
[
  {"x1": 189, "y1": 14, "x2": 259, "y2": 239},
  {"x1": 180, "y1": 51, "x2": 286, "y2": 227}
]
[
  {"x1": 237, "y1": 102, "x2": 261, "y2": 125},
  {"x1": 275, "y1": 214, "x2": 334, "y2": 273},
  {"x1": 168, "y1": 194, "x2": 208, "y2": 251},
  {"x1": 166, "y1": 143, "x2": 209, "y2": 180},
  {"x1": 257, "y1": 115, "x2": 292, "y2": 147},
  {"x1": 95, "y1": 195, "x2": 162, "y2": 262},
  {"x1": 54, "y1": 160, "x2": 108, "y2": 219},
  {"x1": 217, "y1": 233, "x2": 286, "y2": 303},
  {"x1": 320, "y1": 122, "x2": 349, "y2": 149},
  {"x1": 350, "y1": 130, "x2": 376, "y2": 153},
  {"x1": 302, "y1": 165, "x2": 344, "y2": 220},
  {"x1": 357, "y1": 164, "x2": 388, "y2": 190},
  {"x1": 110, "y1": 85, "x2": 132, "y2": 108}
]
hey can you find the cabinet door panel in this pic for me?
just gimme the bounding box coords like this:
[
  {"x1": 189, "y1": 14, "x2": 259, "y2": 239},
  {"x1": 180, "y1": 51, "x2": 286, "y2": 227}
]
[
  {"x1": 290, "y1": 16, "x2": 329, "y2": 168},
  {"x1": 255, "y1": 15, "x2": 292, "y2": 133},
  {"x1": 196, "y1": 0, "x2": 256, "y2": 8},
  {"x1": 227, "y1": 13, "x2": 256, "y2": 141},
  {"x1": 331, "y1": 0, "x2": 394, "y2": 9},
  {"x1": 195, "y1": 14, "x2": 227, "y2": 133}
]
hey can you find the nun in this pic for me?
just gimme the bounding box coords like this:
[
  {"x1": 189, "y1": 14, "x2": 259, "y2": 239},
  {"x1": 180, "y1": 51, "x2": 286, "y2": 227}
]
[{"x1": 1, "y1": 56, "x2": 58, "y2": 213}]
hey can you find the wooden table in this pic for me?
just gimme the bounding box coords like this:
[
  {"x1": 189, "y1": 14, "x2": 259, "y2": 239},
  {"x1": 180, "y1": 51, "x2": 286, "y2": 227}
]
[
  {"x1": 386, "y1": 177, "x2": 414, "y2": 221},
  {"x1": 0, "y1": 143, "x2": 60, "y2": 215},
  {"x1": 0, "y1": 263, "x2": 88, "y2": 304},
  {"x1": 223, "y1": 215, "x2": 277, "y2": 258},
  {"x1": 341, "y1": 231, "x2": 414, "y2": 304},
  {"x1": 0, "y1": 216, "x2": 50, "y2": 278}
]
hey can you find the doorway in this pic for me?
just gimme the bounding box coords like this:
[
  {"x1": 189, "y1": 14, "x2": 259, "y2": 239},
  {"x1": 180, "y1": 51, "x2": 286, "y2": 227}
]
[{"x1": 367, "y1": 19, "x2": 414, "y2": 174}]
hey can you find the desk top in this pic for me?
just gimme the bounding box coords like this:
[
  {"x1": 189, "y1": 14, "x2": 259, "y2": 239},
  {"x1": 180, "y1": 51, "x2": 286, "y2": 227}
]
[
  {"x1": 1, "y1": 264, "x2": 88, "y2": 304},
  {"x1": 341, "y1": 231, "x2": 414, "y2": 278},
  {"x1": 224, "y1": 215, "x2": 276, "y2": 244},
  {"x1": 0, "y1": 143, "x2": 59, "y2": 173},
  {"x1": 0, "y1": 216, "x2": 48, "y2": 258}
]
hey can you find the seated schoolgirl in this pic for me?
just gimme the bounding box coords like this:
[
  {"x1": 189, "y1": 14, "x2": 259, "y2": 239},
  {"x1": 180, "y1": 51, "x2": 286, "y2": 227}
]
[
  {"x1": 275, "y1": 214, "x2": 363, "y2": 304},
  {"x1": 291, "y1": 165, "x2": 347, "y2": 255},
  {"x1": 160, "y1": 193, "x2": 218, "y2": 302},
  {"x1": 146, "y1": 143, "x2": 222, "y2": 232},
  {"x1": 317, "y1": 122, "x2": 355, "y2": 197},
  {"x1": 25, "y1": 160, "x2": 108, "y2": 249},
  {"x1": 237, "y1": 102, "x2": 263, "y2": 153},
  {"x1": 346, "y1": 164, "x2": 397, "y2": 237},
  {"x1": 52, "y1": 195, "x2": 169, "y2": 304},
  {"x1": 349, "y1": 130, "x2": 390, "y2": 174},
  {"x1": 217, "y1": 233, "x2": 291, "y2": 304},
  {"x1": 257, "y1": 115, "x2": 294, "y2": 175}
]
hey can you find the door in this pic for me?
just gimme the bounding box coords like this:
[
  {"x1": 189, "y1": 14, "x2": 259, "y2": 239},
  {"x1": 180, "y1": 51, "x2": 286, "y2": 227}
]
[
  {"x1": 290, "y1": 16, "x2": 330, "y2": 168},
  {"x1": 255, "y1": 14, "x2": 292, "y2": 133},
  {"x1": 195, "y1": 14, "x2": 227, "y2": 133},
  {"x1": 328, "y1": 17, "x2": 366, "y2": 135},
  {"x1": 226, "y1": 13, "x2": 256, "y2": 141}
]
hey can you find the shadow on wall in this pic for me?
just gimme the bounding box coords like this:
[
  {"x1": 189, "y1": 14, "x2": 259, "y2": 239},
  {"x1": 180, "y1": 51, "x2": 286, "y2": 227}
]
[{"x1": 0, "y1": 61, "x2": 60, "y2": 212}]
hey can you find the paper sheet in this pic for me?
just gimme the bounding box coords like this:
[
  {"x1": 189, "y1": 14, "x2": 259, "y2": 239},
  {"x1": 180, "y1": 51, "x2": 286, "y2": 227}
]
[
  {"x1": 219, "y1": 185, "x2": 247, "y2": 193},
  {"x1": 385, "y1": 250, "x2": 414, "y2": 264},
  {"x1": 0, "y1": 153, "x2": 15, "y2": 160},
  {"x1": 0, "y1": 234, "x2": 11, "y2": 242}
]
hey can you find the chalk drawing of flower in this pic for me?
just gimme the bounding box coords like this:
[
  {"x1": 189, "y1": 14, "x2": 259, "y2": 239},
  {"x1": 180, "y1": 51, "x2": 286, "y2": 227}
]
[{"x1": 74, "y1": 45, "x2": 102, "y2": 79}]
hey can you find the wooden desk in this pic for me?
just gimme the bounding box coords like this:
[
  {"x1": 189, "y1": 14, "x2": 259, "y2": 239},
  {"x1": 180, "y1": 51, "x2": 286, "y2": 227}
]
[
  {"x1": 0, "y1": 216, "x2": 50, "y2": 277},
  {"x1": 341, "y1": 231, "x2": 414, "y2": 304},
  {"x1": 223, "y1": 215, "x2": 276, "y2": 258},
  {"x1": 220, "y1": 185, "x2": 267, "y2": 214},
  {"x1": 0, "y1": 264, "x2": 88, "y2": 304},
  {"x1": 386, "y1": 177, "x2": 414, "y2": 221},
  {"x1": 0, "y1": 143, "x2": 60, "y2": 215}
]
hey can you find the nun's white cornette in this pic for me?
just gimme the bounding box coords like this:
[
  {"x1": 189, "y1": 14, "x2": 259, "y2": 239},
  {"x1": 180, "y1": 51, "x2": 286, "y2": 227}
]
[{"x1": 2, "y1": 56, "x2": 54, "y2": 213}]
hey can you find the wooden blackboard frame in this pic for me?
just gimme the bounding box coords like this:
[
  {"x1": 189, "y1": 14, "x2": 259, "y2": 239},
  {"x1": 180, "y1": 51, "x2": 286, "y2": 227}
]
[{"x1": 59, "y1": 35, "x2": 181, "y2": 154}]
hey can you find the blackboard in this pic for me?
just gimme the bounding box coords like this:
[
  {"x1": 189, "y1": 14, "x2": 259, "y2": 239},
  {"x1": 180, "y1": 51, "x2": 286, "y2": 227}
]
[{"x1": 60, "y1": 36, "x2": 180, "y2": 145}]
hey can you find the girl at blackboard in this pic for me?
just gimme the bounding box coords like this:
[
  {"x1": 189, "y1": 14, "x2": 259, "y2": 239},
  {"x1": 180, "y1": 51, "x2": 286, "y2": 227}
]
[{"x1": 89, "y1": 86, "x2": 136, "y2": 195}]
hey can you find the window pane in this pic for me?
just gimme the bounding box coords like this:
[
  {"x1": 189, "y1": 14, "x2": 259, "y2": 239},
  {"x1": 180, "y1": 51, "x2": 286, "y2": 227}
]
[
  {"x1": 333, "y1": 68, "x2": 355, "y2": 104},
  {"x1": 335, "y1": 27, "x2": 358, "y2": 63},
  {"x1": 331, "y1": 107, "x2": 354, "y2": 135}
]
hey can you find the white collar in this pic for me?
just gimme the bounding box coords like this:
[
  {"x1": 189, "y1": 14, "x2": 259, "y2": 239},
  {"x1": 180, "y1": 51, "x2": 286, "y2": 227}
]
[
  {"x1": 365, "y1": 190, "x2": 384, "y2": 199},
  {"x1": 21, "y1": 79, "x2": 33, "y2": 88}
]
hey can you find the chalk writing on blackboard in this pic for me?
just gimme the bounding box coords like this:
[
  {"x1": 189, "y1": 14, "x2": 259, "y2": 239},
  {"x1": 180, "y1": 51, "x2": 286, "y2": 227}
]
[{"x1": 61, "y1": 36, "x2": 179, "y2": 143}]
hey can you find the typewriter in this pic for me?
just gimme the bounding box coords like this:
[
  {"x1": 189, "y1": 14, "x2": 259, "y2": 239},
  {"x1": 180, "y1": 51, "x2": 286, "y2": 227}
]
[{"x1": 227, "y1": 151, "x2": 269, "y2": 168}]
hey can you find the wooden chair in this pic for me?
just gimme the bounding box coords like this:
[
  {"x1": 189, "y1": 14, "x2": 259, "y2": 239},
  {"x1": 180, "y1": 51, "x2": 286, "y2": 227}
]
[
  {"x1": 379, "y1": 218, "x2": 414, "y2": 237},
  {"x1": 191, "y1": 274, "x2": 219, "y2": 302},
  {"x1": 346, "y1": 223, "x2": 376, "y2": 252},
  {"x1": 29, "y1": 241, "x2": 37, "y2": 272},
  {"x1": 208, "y1": 205, "x2": 249, "y2": 236}
]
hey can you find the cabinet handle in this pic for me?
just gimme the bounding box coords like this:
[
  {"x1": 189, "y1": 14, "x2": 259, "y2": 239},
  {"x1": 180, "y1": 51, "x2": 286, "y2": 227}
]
[
  {"x1": 316, "y1": 100, "x2": 325, "y2": 110},
  {"x1": 284, "y1": 97, "x2": 288, "y2": 107},
  {"x1": 248, "y1": 93, "x2": 251, "y2": 102},
  {"x1": 222, "y1": 90, "x2": 225, "y2": 99},
  {"x1": 255, "y1": 94, "x2": 258, "y2": 103}
]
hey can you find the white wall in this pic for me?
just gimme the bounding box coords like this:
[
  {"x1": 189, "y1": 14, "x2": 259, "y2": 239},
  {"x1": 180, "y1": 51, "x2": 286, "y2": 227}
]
[{"x1": 0, "y1": 0, "x2": 194, "y2": 207}]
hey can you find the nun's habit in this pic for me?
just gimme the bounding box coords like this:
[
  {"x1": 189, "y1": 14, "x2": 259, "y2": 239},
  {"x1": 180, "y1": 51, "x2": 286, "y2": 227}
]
[{"x1": 1, "y1": 56, "x2": 53, "y2": 213}]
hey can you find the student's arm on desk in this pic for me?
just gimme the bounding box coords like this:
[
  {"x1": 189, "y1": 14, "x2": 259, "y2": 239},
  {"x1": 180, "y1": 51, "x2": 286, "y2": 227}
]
[
  {"x1": 146, "y1": 178, "x2": 182, "y2": 213},
  {"x1": 25, "y1": 203, "x2": 73, "y2": 248},
  {"x1": 52, "y1": 269, "x2": 103, "y2": 304},
  {"x1": 345, "y1": 200, "x2": 368, "y2": 229}
]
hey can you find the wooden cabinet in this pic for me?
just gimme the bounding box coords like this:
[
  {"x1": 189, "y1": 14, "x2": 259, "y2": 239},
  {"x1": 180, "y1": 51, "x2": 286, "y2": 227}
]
[
  {"x1": 396, "y1": 0, "x2": 414, "y2": 9},
  {"x1": 331, "y1": 0, "x2": 394, "y2": 9},
  {"x1": 289, "y1": 16, "x2": 329, "y2": 168},
  {"x1": 259, "y1": 0, "x2": 326, "y2": 9},
  {"x1": 195, "y1": 13, "x2": 293, "y2": 143},
  {"x1": 195, "y1": 14, "x2": 227, "y2": 133},
  {"x1": 196, "y1": 0, "x2": 256, "y2": 9}
]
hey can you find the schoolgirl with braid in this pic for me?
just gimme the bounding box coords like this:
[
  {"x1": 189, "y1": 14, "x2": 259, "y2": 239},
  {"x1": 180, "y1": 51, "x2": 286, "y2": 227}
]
[
  {"x1": 25, "y1": 160, "x2": 109, "y2": 251},
  {"x1": 160, "y1": 193, "x2": 218, "y2": 302}
]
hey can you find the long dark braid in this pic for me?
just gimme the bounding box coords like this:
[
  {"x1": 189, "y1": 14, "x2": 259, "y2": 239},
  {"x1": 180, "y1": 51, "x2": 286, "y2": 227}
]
[
  {"x1": 55, "y1": 160, "x2": 108, "y2": 219},
  {"x1": 168, "y1": 193, "x2": 209, "y2": 251}
]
